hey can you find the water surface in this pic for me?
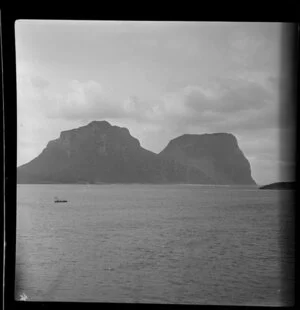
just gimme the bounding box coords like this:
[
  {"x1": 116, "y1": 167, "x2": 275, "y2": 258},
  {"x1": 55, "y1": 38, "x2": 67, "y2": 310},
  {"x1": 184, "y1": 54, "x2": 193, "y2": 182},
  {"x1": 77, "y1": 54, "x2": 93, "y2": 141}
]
[{"x1": 16, "y1": 184, "x2": 294, "y2": 305}]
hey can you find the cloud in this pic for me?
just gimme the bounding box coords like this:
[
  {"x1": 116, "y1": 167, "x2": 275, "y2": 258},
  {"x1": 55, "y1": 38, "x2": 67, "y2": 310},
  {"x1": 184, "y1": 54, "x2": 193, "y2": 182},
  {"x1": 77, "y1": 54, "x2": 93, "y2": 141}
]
[
  {"x1": 18, "y1": 72, "x2": 282, "y2": 139},
  {"x1": 123, "y1": 96, "x2": 152, "y2": 119},
  {"x1": 228, "y1": 27, "x2": 280, "y2": 72},
  {"x1": 237, "y1": 132, "x2": 280, "y2": 158},
  {"x1": 43, "y1": 80, "x2": 166, "y2": 125},
  {"x1": 46, "y1": 80, "x2": 124, "y2": 121},
  {"x1": 30, "y1": 76, "x2": 50, "y2": 90},
  {"x1": 158, "y1": 76, "x2": 279, "y2": 135},
  {"x1": 183, "y1": 80, "x2": 271, "y2": 114},
  {"x1": 18, "y1": 75, "x2": 161, "y2": 127},
  {"x1": 230, "y1": 31, "x2": 263, "y2": 57}
]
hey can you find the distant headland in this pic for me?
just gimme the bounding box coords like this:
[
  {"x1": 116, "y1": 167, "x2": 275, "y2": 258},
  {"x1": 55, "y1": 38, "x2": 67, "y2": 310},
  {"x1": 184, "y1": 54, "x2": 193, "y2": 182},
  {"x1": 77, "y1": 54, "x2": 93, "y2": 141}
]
[{"x1": 259, "y1": 182, "x2": 296, "y2": 190}]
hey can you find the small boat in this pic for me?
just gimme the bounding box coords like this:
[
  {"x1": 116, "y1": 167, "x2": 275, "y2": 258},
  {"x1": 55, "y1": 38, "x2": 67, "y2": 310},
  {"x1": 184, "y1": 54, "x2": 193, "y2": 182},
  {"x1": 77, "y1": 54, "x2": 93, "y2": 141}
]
[{"x1": 54, "y1": 197, "x2": 68, "y2": 203}]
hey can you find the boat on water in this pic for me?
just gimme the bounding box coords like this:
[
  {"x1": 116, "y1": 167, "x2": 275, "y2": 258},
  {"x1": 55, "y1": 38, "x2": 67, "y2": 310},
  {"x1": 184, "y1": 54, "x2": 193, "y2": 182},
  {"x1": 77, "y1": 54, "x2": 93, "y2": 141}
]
[{"x1": 54, "y1": 197, "x2": 68, "y2": 203}]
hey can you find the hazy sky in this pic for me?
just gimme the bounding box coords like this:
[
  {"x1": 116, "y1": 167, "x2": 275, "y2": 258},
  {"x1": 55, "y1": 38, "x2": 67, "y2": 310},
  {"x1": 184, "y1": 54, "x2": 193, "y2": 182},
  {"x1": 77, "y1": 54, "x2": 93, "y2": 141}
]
[{"x1": 15, "y1": 20, "x2": 295, "y2": 185}]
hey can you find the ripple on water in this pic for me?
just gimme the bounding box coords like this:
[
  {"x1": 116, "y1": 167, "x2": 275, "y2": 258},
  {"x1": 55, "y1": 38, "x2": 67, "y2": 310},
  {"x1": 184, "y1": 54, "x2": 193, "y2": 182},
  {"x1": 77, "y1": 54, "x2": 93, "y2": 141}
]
[{"x1": 16, "y1": 184, "x2": 294, "y2": 306}]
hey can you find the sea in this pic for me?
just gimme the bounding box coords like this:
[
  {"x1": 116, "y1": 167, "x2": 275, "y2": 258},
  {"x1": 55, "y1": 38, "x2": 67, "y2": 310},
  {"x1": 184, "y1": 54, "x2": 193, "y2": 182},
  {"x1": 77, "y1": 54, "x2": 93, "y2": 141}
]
[{"x1": 16, "y1": 184, "x2": 295, "y2": 306}]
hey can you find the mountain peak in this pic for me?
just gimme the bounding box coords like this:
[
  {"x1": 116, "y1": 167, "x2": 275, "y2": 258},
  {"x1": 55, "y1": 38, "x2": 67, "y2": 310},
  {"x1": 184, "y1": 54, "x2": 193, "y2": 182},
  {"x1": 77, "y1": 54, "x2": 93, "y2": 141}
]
[
  {"x1": 167, "y1": 132, "x2": 238, "y2": 149},
  {"x1": 172, "y1": 132, "x2": 236, "y2": 141},
  {"x1": 87, "y1": 120, "x2": 111, "y2": 128},
  {"x1": 160, "y1": 132, "x2": 255, "y2": 185}
]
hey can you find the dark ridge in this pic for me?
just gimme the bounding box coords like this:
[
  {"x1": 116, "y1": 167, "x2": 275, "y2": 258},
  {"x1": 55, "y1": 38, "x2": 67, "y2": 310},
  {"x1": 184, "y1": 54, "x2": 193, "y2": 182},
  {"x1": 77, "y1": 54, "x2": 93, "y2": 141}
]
[{"x1": 259, "y1": 181, "x2": 296, "y2": 190}]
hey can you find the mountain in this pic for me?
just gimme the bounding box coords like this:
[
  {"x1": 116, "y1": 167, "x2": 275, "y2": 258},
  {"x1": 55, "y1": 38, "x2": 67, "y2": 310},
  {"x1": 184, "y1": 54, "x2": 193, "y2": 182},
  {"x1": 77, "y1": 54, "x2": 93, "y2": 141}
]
[
  {"x1": 17, "y1": 121, "x2": 211, "y2": 184},
  {"x1": 259, "y1": 182, "x2": 295, "y2": 190},
  {"x1": 17, "y1": 121, "x2": 255, "y2": 185},
  {"x1": 159, "y1": 133, "x2": 256, "y2": 185}
]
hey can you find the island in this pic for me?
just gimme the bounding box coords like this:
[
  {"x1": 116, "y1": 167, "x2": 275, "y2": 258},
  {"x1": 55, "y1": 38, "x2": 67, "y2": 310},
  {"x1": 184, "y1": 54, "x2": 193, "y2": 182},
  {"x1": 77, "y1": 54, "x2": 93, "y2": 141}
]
[
  {"x1": 17, "y1": 120, "x2": 256, "y2": 185},
  {"x1": 259, "y1": 182, "x2": 296, "y2": 190}
]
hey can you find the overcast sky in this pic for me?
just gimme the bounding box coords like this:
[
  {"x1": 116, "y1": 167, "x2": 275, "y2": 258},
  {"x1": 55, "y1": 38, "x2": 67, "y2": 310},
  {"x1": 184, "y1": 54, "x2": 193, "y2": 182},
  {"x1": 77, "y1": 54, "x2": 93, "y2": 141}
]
[{"x1": 15, "y1": 20, "x2": 295, "y2": 185}]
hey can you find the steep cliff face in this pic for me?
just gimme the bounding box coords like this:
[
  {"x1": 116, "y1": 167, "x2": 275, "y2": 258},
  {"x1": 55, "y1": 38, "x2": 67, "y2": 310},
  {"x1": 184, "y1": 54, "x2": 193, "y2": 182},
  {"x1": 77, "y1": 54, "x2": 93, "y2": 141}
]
[
  {"x1": 159, "y1": 133, "x2": 256, "y2": 185},
  {"x1": 17, "y1": 121, "x2": 255, "y2": 184},
  {"x1": 18, "y1": 121, "x2": 148, "y2": 183}
]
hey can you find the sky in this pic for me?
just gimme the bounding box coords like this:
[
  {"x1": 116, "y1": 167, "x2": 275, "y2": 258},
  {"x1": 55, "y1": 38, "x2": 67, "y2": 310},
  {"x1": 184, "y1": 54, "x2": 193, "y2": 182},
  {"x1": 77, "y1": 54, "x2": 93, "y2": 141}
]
[{"x1": 15, "y1": 20, "x2": 295, "y2": 185}]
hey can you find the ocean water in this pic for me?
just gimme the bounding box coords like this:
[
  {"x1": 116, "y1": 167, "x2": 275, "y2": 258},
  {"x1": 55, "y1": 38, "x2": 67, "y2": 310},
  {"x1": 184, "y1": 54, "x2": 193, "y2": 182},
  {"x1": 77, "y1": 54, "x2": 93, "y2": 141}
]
[{"x1": 16, "y1": 184, "x2": 294, "y2": 306}]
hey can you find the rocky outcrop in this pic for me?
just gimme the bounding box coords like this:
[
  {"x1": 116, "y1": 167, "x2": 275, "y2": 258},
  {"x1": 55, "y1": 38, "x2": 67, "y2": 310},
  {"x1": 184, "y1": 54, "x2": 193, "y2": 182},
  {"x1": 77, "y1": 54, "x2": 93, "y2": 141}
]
[{"x1": 159, "y1": 133, "x2": 256, "y2": 185}]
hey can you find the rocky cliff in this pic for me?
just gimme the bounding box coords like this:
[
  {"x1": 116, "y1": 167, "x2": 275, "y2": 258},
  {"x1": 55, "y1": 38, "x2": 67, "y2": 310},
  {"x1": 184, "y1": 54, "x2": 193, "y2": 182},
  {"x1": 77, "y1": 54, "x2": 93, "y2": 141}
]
[
  {"x1": 17, "y1": 121, "x2": 255, "y2": 185},
  {"x1": 159, "y1": 133, "x2": 256, "y2": 185}
]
